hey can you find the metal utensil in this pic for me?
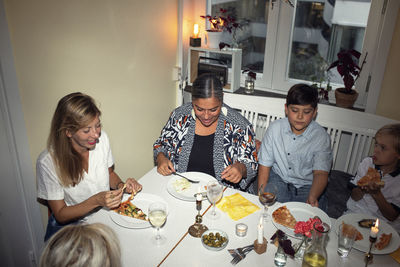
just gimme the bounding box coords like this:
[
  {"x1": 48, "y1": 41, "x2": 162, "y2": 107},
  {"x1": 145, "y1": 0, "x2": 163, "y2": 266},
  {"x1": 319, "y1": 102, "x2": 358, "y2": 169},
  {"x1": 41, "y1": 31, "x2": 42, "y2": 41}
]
[
  {"x1": 230, "y1": 246, "x2": 254, "y2": 265},
  {"x1": 228, "y1": 244, "x2": 254, "y2": 256},
  {"x1": 173, "y1": 172, "x2": 200, "y2": 183}
]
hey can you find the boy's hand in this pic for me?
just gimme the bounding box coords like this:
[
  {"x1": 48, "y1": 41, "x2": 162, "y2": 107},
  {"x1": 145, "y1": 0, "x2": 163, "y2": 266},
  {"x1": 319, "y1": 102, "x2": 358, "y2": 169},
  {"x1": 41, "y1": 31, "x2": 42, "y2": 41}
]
[{"x1": 306, "y1": 195, "x2": 319, "y2": 207}]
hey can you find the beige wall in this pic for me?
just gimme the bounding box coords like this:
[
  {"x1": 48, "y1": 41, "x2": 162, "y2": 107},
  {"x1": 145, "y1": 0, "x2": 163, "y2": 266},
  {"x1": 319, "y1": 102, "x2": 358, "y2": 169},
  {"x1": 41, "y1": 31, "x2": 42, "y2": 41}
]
[
  {"x1": 376, "y1": 9, "x2": 400, "y2": 120},
  {"x1": 4, "y1": 0, "x2": 178, "y2": 225}
]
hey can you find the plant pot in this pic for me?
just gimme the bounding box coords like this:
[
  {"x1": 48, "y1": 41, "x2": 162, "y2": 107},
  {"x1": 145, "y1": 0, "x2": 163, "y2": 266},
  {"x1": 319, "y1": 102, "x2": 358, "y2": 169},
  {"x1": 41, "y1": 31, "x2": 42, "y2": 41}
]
[
  {"x1": 334, "y1": 88, "x2": 358, "y2": 108},
  {"x1": 206, "y1": 30, "x2": 222, "y2": 49}
]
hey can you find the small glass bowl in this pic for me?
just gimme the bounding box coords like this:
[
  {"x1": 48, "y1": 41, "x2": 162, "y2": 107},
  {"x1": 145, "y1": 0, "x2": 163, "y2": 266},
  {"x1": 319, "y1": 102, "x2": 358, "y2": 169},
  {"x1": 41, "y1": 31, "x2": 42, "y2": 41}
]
[{"x1": 201, "y1": 229, "x2": 229, "y2": 251}]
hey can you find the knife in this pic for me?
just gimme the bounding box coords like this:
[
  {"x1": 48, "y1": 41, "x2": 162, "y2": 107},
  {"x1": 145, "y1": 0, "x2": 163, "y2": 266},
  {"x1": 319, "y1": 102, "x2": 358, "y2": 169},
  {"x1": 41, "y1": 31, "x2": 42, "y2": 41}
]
[{"x1": 173, "y1": 172, "x2": 200, "y2": 184}]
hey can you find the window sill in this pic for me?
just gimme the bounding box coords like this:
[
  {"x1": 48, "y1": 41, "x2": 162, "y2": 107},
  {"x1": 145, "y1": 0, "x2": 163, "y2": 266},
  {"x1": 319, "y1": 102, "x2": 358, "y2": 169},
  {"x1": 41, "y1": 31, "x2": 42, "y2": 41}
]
[{"x1": 184, "y1": 85, "x2": 365, "y2": 112}]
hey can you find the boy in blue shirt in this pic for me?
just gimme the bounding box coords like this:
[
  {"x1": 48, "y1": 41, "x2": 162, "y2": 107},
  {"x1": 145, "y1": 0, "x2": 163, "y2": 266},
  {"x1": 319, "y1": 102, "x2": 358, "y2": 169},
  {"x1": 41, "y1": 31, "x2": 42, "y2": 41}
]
[{"x1": 257, "y1": 84, "x2": 332, "y2": 210}]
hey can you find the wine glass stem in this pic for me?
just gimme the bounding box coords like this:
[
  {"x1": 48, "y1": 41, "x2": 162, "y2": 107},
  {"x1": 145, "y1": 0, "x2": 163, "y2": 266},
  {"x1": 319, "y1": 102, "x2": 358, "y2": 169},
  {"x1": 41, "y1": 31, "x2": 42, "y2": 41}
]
[
  {"x1": 156, "y1": 227, "x2": 161, "y2": 240},
  {"x1": 212, "y1": 202, "x2": 216, "y2": 216},
  {"x1": 264, "y1": 205, "x2": 268, "y2": 215}
]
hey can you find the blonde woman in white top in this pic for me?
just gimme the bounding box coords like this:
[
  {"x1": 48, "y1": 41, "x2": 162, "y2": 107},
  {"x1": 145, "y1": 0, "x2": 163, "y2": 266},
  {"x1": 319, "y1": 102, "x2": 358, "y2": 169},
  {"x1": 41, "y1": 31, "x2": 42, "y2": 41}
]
[{"x1": 37, "y1": 92, "x2": 141, "y2": 240}]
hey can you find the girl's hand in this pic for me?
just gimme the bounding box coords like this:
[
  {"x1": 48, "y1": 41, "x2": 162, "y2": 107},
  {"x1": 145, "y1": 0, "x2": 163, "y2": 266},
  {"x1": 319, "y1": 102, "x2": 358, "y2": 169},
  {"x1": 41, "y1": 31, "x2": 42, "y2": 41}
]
[
  {"x1": 361, "y1": 182, "x2": 382, "y2": 195},
  {"x1": 125, "y1": 178, "x2": 142, "y2": 194}
]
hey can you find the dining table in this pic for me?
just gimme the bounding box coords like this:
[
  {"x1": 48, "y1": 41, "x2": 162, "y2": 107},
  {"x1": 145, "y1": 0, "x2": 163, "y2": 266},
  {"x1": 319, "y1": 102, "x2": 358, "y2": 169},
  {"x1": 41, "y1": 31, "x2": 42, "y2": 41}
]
[{"x1": 86, "y1": 167, "x2": 400, "y2": 267}]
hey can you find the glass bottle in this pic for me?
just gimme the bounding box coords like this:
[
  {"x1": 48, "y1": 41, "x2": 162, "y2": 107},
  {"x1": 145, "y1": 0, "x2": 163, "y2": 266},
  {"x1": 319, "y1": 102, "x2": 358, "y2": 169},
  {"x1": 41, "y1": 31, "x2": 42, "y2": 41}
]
[{"x1": 302, "y1": 222, "x2": 330, "y2": 267}]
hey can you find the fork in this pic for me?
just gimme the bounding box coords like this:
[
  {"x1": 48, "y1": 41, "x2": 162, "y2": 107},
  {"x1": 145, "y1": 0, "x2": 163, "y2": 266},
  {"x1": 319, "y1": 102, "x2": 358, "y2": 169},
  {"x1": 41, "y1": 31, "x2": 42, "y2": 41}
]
[
  {"x1": 173, "y1": 172, "x2": 200, "y2": 183},
  {"x1": 230, "y1": 246, "x2": 254, "y2": 265},
  {"x1": 231, "y1": 247, "x2": 253, "y2": 265},
  {"x1": 228, "y1": 244, "x2": 254, "y2": 256}
]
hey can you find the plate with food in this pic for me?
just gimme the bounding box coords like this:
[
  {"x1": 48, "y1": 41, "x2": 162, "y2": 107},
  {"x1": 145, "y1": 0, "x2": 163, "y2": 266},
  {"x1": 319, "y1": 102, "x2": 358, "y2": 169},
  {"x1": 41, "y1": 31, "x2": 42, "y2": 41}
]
[
  {"x1": 334, "y1": 213, "x2": 400, "y2": 254},
  {"x1": 166, "y1": 172, "x2": 216, "y2": 201},
  {"x1": 271, "y1": 202, "x2": 331, "y2": 239},
  {"x1": 109, "y1": 193, "x2": 168, "y2": 229}
]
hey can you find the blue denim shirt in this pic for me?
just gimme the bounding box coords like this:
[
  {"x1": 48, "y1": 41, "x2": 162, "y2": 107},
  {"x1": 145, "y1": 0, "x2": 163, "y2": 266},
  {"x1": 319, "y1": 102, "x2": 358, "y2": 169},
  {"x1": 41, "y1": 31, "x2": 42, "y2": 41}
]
[{"x1": 258, "y1": 117, "x2": 332, "y2": 188}]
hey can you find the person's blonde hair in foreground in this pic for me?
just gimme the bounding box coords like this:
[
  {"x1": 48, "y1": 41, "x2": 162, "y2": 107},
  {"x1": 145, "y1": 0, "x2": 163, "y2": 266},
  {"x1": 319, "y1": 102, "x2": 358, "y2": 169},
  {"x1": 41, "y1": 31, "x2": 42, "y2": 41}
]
[{"x1": 40, "y1": 223, "x2": 121, "y2": 267}]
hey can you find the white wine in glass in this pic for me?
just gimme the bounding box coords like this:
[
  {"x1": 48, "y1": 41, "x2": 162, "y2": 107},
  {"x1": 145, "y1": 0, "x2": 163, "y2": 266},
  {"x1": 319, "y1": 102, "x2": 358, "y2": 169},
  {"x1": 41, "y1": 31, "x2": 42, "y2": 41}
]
[
  {"x1": 148, "y1": 202, "x2": 167, "y2": 245},
  {"x1": 206, "y1": 181, "x2": 223, "y2": 220}
]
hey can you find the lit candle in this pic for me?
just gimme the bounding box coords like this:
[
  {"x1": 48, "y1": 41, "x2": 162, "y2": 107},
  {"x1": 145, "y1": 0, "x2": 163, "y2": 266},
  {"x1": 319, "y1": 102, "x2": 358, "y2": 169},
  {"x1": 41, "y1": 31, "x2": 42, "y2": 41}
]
[
  {"x1": 257, "y1": 217, "x2": 264, "y2": 244},
  {"x1": 370, "y1": 219, "x2": 379, "y2": 238},
  {"x1": 193, "y1": 24, "x2": 199, "y2": 38}
]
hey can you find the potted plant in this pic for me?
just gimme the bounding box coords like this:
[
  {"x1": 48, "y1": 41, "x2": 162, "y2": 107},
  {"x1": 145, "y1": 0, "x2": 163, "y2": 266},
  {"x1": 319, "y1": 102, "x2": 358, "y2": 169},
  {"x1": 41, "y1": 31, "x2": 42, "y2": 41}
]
[
  {"x1": 327, "y1": 49, "x2": 367, "y2": 108},
  {"x1": 242, "y1": 69, "x2": 257, "y2": 94},
  {"x1": 201, "y1": 8, "x2": 245, "y2": 49}
]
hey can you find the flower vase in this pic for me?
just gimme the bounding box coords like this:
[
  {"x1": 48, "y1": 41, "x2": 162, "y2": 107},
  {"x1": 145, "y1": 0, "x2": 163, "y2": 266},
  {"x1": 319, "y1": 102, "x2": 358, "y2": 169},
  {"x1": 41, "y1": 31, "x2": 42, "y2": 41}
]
[{"x1": 206, "y1": 30, "x2": 222, "y2": 49}]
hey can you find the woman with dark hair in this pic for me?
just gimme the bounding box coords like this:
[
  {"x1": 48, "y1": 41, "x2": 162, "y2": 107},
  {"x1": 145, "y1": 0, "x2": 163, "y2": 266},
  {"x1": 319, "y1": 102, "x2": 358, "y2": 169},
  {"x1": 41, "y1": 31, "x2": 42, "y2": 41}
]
[
  {"x1": 37, "y1": 92, "x2": 142, "y2": 241},
  {"x1": 154, "y1": 73, "x2": 258, "y2": 192}
]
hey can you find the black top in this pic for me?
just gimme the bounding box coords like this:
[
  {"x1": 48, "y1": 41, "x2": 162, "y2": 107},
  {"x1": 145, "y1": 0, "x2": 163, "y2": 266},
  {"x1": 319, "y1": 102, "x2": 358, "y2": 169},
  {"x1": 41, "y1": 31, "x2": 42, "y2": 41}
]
[{"x1": 187, "y1": 133, "x2": 215, "y2": 177}]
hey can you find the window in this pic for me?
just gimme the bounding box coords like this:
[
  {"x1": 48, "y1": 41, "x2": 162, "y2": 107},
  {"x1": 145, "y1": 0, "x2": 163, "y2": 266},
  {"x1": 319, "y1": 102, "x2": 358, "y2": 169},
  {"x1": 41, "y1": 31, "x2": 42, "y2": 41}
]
[{"x1": 203, "y1": 0, "x2": 396, "y2": 109}]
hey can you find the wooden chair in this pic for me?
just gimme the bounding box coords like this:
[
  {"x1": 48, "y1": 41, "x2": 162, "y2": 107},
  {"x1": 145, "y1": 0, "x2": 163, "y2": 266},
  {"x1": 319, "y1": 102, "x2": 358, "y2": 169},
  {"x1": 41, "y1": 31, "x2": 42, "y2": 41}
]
[{"x1": 224, "y1": 93, "x2": 399, "y2": 175}]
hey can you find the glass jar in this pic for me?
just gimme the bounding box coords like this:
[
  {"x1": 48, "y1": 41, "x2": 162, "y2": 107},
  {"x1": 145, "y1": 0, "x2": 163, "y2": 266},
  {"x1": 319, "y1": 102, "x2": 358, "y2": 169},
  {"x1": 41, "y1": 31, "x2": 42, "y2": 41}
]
[
  {"x1": 244, "y1": 78, "x2": 255, "y2": 94},
  {"x1": 302, "y1": 222, "x2": 330, "y2": 267}
]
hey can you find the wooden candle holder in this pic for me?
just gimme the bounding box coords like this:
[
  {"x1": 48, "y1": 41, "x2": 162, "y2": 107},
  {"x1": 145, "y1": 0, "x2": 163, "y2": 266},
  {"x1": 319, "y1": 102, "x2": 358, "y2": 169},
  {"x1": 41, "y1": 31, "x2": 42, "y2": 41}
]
[{"x1": 254, "y1": 237, "x2": 267, "y2": 254}]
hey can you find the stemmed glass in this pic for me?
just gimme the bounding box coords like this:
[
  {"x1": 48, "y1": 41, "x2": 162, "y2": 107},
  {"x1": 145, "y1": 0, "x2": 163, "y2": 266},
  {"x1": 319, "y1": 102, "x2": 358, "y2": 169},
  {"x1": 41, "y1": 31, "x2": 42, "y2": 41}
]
[
  {"x1": 258, "y1": 183, "x2": 277, "y2": 221},
  {"x1": 148, "y1": 202, "x2": 167, "y2": 245},
  {"x1": 206, "y1": 181, "x2": 223, "y2": 220}
]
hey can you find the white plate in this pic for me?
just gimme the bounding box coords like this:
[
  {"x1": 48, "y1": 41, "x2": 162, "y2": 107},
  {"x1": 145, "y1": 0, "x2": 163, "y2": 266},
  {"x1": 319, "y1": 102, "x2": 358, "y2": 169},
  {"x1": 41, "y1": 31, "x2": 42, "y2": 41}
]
[
  {"x1": 334, "y1": 213, "x2": 400, "y2": 254},
  {"x1": 271, "y1": 202, "x2": 331, "y2": 239},
  {"x1": 109, "y1": 193, "x2": 168, "y2": 229},
  {"x1": 166, "y1": 172, "x2": 216, "y2": 201}
]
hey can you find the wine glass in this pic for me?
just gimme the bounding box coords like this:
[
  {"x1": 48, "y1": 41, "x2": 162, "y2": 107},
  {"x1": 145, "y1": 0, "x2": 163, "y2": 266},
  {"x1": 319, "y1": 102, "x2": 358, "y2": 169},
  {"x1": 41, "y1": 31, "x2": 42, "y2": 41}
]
[
  {"x1": 206, "y1": 181, "x2": 223, "y2": 220},
  {"x1": 258, "y1": 183, "x2": 277, "y2": 221},
  {"x1": 148, "y1": 202, "x2": 167, "y2": 245}
]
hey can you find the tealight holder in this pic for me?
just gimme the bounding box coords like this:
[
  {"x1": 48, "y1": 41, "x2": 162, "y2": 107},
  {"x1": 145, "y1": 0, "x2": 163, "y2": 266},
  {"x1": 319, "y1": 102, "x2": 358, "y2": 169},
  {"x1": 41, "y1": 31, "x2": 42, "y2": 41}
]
[{"x1": 235, "y1": 223, "x2": 248, "y2": 237}]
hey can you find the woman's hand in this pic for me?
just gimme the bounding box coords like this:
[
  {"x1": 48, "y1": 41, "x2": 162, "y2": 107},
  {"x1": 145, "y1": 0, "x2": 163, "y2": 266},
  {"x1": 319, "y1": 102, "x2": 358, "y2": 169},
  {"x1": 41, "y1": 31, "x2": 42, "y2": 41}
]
[
  {"x1": 95, "y1": 189, "x2": 123, "y2": 209},
  {"x1": 124, "y1": 178, "x2": 142, "y2": 194},
  {"x1": 221, "y1": 162, "x2": 245, "y2": 183},
  {"x1": 156, "y1": 153, "x2": 175, "y2": 176}
]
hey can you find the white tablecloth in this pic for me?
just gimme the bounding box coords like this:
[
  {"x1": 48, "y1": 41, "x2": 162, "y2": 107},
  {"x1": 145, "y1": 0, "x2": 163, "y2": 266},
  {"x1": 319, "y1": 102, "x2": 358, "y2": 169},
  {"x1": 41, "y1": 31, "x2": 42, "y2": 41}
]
[{"x1": 87, "y1": 167, "x2": 399, "y2": 267}]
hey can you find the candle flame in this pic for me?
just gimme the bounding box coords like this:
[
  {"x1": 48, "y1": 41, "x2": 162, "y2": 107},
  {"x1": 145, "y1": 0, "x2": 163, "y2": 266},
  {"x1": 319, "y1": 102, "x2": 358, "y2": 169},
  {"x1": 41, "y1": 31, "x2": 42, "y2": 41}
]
[
  {"x1": 193, "y1": 24, "x2": 199, "y2": 38},
  {"x1": 375, "y1": 219, "x2": 379, "y2": 228}
]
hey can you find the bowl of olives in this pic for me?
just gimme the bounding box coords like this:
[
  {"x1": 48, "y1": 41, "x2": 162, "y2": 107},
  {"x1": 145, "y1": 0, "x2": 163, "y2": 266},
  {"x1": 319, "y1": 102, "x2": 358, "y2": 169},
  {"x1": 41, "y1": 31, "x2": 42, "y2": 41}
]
[{"x1": 201, "y1": 229, "x2": 229, "y2": 251}]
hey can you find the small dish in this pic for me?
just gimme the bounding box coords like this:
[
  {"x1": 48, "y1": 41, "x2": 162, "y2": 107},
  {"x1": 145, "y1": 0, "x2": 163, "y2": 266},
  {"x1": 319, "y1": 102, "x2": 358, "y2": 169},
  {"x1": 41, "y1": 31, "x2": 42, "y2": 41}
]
[{"x1": 201, "y1": 229, "x2": 229, "y2": 251}]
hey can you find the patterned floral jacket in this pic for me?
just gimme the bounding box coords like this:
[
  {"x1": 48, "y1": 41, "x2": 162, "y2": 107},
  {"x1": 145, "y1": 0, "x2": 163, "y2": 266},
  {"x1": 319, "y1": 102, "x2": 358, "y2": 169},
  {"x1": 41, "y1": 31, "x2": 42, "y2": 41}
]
[{"x1": 153, "y1": 102, "x2": 258, "y2": 192}]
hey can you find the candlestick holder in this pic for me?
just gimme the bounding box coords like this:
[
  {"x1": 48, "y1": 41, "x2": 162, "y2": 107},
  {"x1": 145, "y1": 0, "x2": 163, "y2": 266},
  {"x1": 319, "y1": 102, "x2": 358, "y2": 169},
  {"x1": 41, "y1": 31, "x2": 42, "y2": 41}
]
[
  {"x1": 364, "y1": 236, "x2": 377, "y2": 266},
  {"x1": 188, "y1": 193, "x2": 208, "y2": 237},
  {"x1": 190, "y1": 37, "x2": 201, "y2": 47},
  {"x1": 253, "y1": 237, "x2": 267, "y2": 254}
]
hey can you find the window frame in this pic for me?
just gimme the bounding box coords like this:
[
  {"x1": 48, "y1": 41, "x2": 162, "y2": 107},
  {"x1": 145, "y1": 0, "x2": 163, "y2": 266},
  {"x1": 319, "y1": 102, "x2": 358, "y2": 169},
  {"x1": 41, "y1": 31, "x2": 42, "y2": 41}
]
[{"x1": 202, "y1": 0, "x2": 399, "y2": 111}]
